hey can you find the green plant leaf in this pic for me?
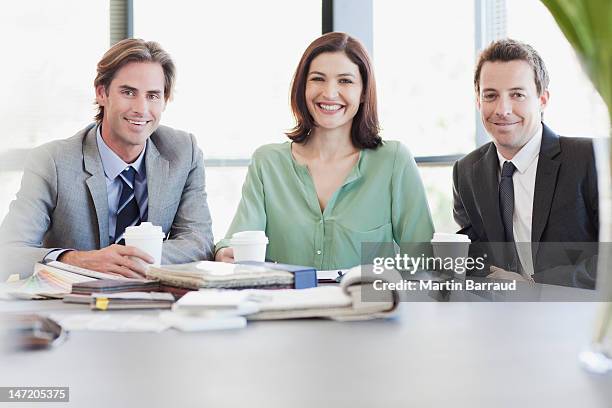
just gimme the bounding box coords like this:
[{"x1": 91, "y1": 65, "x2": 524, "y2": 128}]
[{"x1": 540, "y1": 0, "x2": 611, "y2": 120}]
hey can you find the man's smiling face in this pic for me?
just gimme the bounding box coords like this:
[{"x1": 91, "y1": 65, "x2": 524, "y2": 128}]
[
  {"x1": 477, "y1": 60, "x2": 549, "y2": 158},
  {"x1": 96, "y1": 61, "x2": 166, "y2": 161}
]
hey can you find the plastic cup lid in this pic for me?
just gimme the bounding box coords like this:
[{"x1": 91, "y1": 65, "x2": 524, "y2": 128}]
[
  {"x1": 232, "y1": 231, "x2": 267, "y2": 239},
  {"x1": 230, "y1": 237, "x2": 269, "y2": 245},
  {"x1": 124, "y1": 222, "x2": 165, "y2": 238},
  {"x1": 230, "y1": 231, "x2": 268, "y2": 245}
]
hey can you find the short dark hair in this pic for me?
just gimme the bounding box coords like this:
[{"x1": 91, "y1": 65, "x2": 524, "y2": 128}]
[
  {"x1": 474, "y1": 38, "x2": 549, "y2": 95},
  {"x1": 93, "y1": 39, "x2": 175, "y2": 123},
  {"x1": 286, "y1": 32, "x2": 381, "y2": 149}
]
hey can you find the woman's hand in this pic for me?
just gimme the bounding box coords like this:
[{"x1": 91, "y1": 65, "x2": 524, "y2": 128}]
[{"x1": 215, "y1": 247, "x2": 235, "y2": 263}]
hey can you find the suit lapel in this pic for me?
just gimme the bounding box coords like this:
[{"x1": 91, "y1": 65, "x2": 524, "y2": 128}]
[
  {"x1": 532, "y1": 124, "x2": 561, "y2": 250},
  {"x1": 83, "y1": 125, "x2": 110, "y2": 248},
  {"x1": 145, "y1": 137, "x2": 169, "y2": 226},
  {"x1": 473, "y1": 143, "x2": 505, "y2": 242}
]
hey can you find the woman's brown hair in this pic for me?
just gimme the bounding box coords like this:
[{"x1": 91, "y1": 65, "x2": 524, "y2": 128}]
[{"x1": 286, "y1": 32, "x2": 381, "y2": 149}]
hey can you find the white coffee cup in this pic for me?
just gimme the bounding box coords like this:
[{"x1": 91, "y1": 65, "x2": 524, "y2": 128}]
[
  {"x1": 431, "y1": 233, "x2": 471, "y2": 275},
  {"x1": 230, "y1": 231, "x2": 269, "y2": 262},
  {"x1": 124, "y1": 222, "x2": 165, "y2": 266}
]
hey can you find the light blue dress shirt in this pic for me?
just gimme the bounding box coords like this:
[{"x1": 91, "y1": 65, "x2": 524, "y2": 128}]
[
  {"x1": 95, "y1": 125, "x2": 149, "y2": 242},
  {"x1": 44, "y1": 125, "x2": 149, "y2": 261}
]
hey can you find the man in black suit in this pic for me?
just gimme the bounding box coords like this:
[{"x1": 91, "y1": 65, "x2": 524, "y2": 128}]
[{"x1": 453, "y1": 39, "x2": 598, "y2": 288}]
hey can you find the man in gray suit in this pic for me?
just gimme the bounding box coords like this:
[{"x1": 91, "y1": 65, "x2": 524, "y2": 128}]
[{"x1": 0, "y1": 39, "x2": 214, "y2": 279}]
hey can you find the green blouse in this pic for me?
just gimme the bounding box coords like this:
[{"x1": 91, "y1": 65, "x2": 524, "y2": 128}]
[{"x1": 216, "y1": 140, "x2": 434, "y2": 270}]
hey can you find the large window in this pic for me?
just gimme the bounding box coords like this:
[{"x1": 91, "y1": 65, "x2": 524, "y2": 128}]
[
  {"x1": 372, "y1": 0, "x2": 610, "y2": 234},
  {"x1": 373, "y1": 1, "x2": 476, "y2": 232},
  {"x1": 373, "y1": 1, "x2": 476, "y2": 157},
  {"x1": 0, "y1": 1, "x2": 109, "y2": 220},
  {"x1": 419, "y1": 166, "x2": 455, "y2": 234},
  {"x1": 133, "y1": 1, "x2": 321, "y2": 238},
  {"x1": 133, "y1": 0, "x2": 321, "y2": 159},
  {"x1": 506, "y1": 0, "x2": 609, "y2": 138},
  {"x1": 0, "y1": 1, "x2": 109, "y2": 150}
]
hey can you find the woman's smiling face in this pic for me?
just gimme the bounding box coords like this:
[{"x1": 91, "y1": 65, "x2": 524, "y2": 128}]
[{"x1": 305, "y1": 51, "x2": 363, "y2": 134}]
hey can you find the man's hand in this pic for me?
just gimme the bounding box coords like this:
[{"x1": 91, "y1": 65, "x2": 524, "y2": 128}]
[
  {"x1": 59, "y1": 245, "x2": 155, "y2": 278},
  {"x1": 214, "y1": 247, "x2": 235, "y2": 263},
  {"x1": 488, "y1": 265, "x2": 534, "y2": 282}
]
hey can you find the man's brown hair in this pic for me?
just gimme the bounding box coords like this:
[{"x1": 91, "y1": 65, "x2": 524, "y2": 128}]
[
  {"x1": 94, "y1": 39, "x2": 175, "y2": 123},
  {"x1": 474, "y1": 38, "x2": 549, "y2": 96}
]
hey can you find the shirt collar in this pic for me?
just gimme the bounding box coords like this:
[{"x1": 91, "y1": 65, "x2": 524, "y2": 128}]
[
  {"x1": 96, "y1": 125, "x2": 146, "y2": 180},
  {"x1": 496, "y1": 124, "x2": 542, "y2": 174}
]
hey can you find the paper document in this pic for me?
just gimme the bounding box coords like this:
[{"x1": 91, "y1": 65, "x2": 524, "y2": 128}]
[
  {"x1": 245, "y1": 286, "x2": 352, "y2": 310},
  {"x1": 173, "y1": 290, "x2": 260, "y2": 316},
  {"x1": 0, "y1": 264, "x2": 97, "y2": 299},
  {"x1": 245, "y1": 265, "x2": 402, "y2": 321},
  {"x1": 160, "y1": 312, "x2": 247, "y2": 331},
  {"x1": 47, "y1": 261, "x2": 131, "y2": 280}
]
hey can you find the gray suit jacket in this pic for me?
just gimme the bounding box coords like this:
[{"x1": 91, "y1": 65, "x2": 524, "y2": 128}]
[{"x1": 0, "y1": 124, "x2": 214, "y2": 278}]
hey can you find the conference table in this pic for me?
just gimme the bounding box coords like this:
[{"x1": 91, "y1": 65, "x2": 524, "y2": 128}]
[{"x1": 1, "y1": 285, "x2": 611, "y2": 408}]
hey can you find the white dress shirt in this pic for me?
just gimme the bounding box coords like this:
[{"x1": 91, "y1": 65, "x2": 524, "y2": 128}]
[{"x1": 496, "y1": 125, "x2": 542, "y2": 276}]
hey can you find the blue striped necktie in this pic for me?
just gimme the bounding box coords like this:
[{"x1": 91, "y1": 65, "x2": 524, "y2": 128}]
[
  {"x1": 499, "y1": 161, "x2": 519, "y2": 271},
  {"x1": 115, "y1": 166, "x2": 140, "y2": 244}
]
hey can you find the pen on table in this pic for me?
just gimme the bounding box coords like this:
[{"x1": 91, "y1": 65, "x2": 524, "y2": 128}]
[{"x1": 335, "y1": 271, "x2": 344, "y2": 283}]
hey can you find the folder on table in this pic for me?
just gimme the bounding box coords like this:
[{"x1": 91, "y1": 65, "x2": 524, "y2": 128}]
[
  {"x1": 147, "y1": 261, "x2": 317, "y2": 291},
  {"x1": 91, "y1": 292, "x2": 175, "y2": 310}
]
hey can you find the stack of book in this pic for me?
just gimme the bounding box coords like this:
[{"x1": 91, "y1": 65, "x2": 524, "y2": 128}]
[
  {"x1": 146, "y1": 261, "x2": 317, "y2": 292},
  {"x1": 71, "y1": 279, "x2": 160, "y2": 295},
  {"x1": 0, "y1": 261, "x2": 160, "y2": 300}
]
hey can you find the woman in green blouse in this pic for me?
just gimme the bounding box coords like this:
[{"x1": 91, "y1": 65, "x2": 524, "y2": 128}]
[{"x1": 215, "y1": 32, "x2": 434, "y2": 270}]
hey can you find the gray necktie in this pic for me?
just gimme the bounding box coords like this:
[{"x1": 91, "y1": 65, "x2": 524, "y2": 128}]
[
  {"x1": 499, "y1": 161, "x2": 519, "y2": 271},
  {"x1": 115, "y1": 166, "x2": 140, "y2": 244}
]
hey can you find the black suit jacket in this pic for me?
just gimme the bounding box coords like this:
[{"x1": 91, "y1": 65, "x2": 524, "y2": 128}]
[{"x1": 453, "y1": 123, "x2": 599, "y2": 288}]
